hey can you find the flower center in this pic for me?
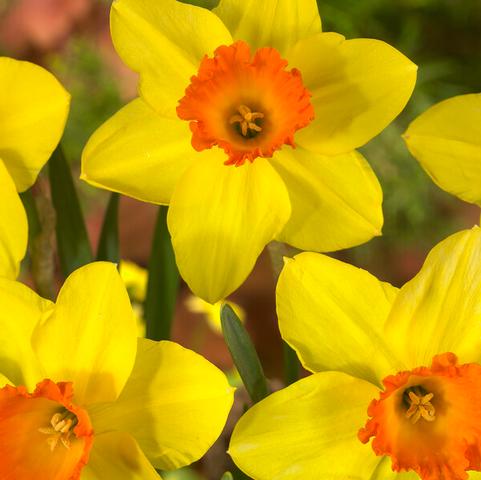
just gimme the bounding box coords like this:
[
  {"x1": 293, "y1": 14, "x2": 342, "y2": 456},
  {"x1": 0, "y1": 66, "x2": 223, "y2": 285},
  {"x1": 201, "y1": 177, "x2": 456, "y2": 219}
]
[
  {"x1": 0, "y1": 379, "x2": 93, "y2": 480},
  {"x1": 177, "y1": 40, "x2": 314, "y2": 167},
  {"x1": 38, "y1": 408, "x2": 79, "y2": 451},
  {"x1": 403, "y1": 386, "x2": 435, "y2": 424},
  {"x1": 358, "y1": 353, "x2": 481, "y2": 480}
]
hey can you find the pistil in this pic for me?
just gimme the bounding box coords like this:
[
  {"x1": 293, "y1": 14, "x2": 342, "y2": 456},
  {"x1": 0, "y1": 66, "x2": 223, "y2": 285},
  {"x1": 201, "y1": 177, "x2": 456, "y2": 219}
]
[
  {"x1": 229, "y1": 104, "x2": 264, "y2": 137},
  {"x1": 405, "y1": 390, "x2": 436, "y2": 423},
  {"x1": 39, "y1": 409, "x2": 79, "y2": 451}
]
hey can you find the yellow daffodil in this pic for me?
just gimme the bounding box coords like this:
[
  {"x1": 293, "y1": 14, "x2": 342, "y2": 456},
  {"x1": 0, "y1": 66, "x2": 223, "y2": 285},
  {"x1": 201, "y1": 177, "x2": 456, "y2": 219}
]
[
  {"x1": 0, "y1": 57, "x2": 70, "y2": 279},
  {"x1": 230, "y1": 227, "x2": 481, "y2": 480},
  {"x1": 0, "y1": 262, "x2": 233, "y2": 479},
  {"x1": 81, "y1": 0, "x2": 417, "y2": 303},
  {"x1": 404, "y1": 94, "x2": 481, "y2": 205},
  {"x1": 186, "y1": 295, "x2": 245, "y2": 334},
  {"x1": 119, "y1": 260, "x2": 148, "y2": 302}
]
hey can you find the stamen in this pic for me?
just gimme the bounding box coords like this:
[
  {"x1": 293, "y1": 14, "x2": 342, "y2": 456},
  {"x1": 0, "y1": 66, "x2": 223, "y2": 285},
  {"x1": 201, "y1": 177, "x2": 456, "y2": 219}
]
[
  {"x1": 405, "y1": 390, "x2": 436, "y2": 424},
  {"x1": 229, "y1": 104, "x2": 264, "y2": 138},
  {"x1": 39, "y1": 409, "x2": 79, "y2": 451}
]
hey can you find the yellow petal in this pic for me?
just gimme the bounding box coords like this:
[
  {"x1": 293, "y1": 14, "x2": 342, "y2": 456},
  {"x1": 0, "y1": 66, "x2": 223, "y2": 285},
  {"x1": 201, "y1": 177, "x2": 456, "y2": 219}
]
[
  {"x1": 404, "y1": 94, "x2": 481, "y2": 205},
  {"x1": 286, "y1": 33, "x2": 417, "y2": 155},
  {"x1": 277, "y1": 252, "x2": 402, "y2": 386},
  {"x1": 229, "y1": 371, "x2": 379, "y2": 480},
  {"x1": 0, "y1": 160, "x2": 27, "y2": 279},
  {"x1": 89, "y1": 339, "x2": 234, "y2": 470},
  {"x1": 385, "y1": 227, "x2": 481, "y2": 368},
  {"x1": 0, "y1": 57, "x2": 70, "y2": 191},
  {"x1": 111, "y1": 0, "x2": 232, "y2": 117},
  {"x1": 82, "y1": 431, "x2": 162, "y2": 480},
  {"x1": 371, "y1": 457, "x2": 419, "y2": 479},
  {"x1": 271, "y1": 148, "x2": 383, "y2": 252},
  {"x1": 32, "y1": 262, "x2": 137, "y2": 405},
  {"x1": 168, "y1": 152, "x2": 290, "y2": 303},
  {"x1": 81, "y1": 98, "x2": 194, "y2": 204},
  {"x1": 0, "y1": 277, "x2": 53, "y2": 389},
  {"x1": 213, "y1": 0, "x2": 321, "y2": 55}
]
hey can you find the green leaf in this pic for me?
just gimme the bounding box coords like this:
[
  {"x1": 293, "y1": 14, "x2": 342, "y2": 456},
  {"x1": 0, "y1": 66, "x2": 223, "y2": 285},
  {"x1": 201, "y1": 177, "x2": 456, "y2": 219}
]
[
  {"x1": 221, "y1": 304, "x2": 269, "y2": 404},
  {"x1": 144, "y1": 206, "x2": 180, "y2": 341},
  {"x1": 179, "y1": 0, "x2": 219, "y2": 9},
  {"x1": 49, "y1": 146, "x2": 92, "y2": 276},
  {"x1": 221, "y1": 473, "x2": 234, "y2": 480},
  {"x1": 283, "y1": 341, "x2": 300, "y2": 386},
  {"x1": 96, "y1": 192, "x2": 120, "y2": 263}
]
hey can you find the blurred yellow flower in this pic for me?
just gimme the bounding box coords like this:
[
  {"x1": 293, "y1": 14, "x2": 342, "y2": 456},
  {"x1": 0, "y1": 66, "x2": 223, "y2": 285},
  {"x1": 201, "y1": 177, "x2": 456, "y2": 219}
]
[
  {"x1": 186, "y1": 295, "x2": 245, "y2": 334},
  {"x1": 230, "y1": 227, "x2": 481, "y2": 480},
  {"x1": 0, "y1": 57, "x2": 70, "y2": 279},
  {"x1": 0, "y1": 262, "x2": 233, "y2": 479},
  {"x1": 404, "y1": 93, "x2": 481, "y2": 206},
  {"x1": 119, "y1": 259, "x2": 148, "y2": 302},
  {"x1": 82, "y1": 0, "x2": 417, "y2": 303}
]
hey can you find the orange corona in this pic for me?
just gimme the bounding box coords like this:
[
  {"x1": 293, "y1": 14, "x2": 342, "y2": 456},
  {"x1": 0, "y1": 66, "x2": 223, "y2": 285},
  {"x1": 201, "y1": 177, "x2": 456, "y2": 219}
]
[
  {"x1": 0, "y1": 379, "x2": 93, "y2": 480},
  {"x1": 177, "y1": 40, "x2": 315, "y2": 166},
  {"x1": 359, "y1": 353, "x2": 481, "y2": 480}
]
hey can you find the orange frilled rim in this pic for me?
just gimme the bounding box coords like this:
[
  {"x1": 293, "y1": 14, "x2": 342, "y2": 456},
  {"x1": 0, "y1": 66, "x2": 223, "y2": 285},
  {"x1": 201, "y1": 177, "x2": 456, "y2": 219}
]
[
  {"x1": 0, "y1": 379, "x2": 93, "y2": 480},
  {"x1": 359, "y1": 353, "x2": 481, "y2": 480},
  {"x1": 177, "y1": 40, "x2": 315, "y2": 166}
]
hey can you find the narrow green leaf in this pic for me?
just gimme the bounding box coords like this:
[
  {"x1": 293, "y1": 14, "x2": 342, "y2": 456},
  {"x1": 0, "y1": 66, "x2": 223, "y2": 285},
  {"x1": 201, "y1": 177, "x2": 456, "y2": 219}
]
[
  {"x1": 283, "y1": 341, "x2": 300, "y2": 386},
  {"x1": 221, "y1": 473, "x2": 234, "y2": 480},
  {"x1": 221, "y1": 304, "x2": 269, "y2": 404},
  {"x1": 49, "y1": 146, "x2": 92, "y2": 276},
  {"x1": 96, "y1": 192, "x2": 120, "y2": 263},
  {"x1": 144, "y1": 206, "x2": 180, "y2": 341},
  {"x1": 180, "y1": 0, "x2": 219, "y2": 9}
]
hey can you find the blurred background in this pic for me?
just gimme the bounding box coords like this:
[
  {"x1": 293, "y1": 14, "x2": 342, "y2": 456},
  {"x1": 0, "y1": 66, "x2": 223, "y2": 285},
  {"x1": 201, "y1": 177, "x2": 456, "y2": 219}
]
[{"x1": 1, "y1": 0, "x2": 480, "y2": 477}]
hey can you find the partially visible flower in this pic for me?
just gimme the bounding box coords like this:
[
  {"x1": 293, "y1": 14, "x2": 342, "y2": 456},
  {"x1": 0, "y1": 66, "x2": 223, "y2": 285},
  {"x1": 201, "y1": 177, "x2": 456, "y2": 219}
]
[
  {"x1": 186, "y1": 295, "x2": 245, "y2": 334},
  {"x1": 0, "y1": 262, "x2": 234, "y2": 479},
  {"x1": 229, "y1": 227, "x2": 481, "y2": 480},
  {"x1": 0, "y1": 57, "x2": 70, "y2": 278},
  {"x1": 119, "y1": 259, "x2": 148, "y2": 302},
  {"x1": 82, "y1": 0, "x2": 417, "y2": 303},
  {"x1": 403, "y1": 93, "x2": 481, "y2": 206}
]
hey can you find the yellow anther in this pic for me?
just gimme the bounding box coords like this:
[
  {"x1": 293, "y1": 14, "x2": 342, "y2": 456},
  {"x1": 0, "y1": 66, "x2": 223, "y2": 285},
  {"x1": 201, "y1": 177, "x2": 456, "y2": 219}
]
[
  {"x1": 405, "y1": 391, "x2": 436, "y2": 424},
  {"x1": 39, "y1": 410, "x2": 78, "y2": 451},
  {"x1": 229, "y1": 104, "x2": 264, "y2": 137}
]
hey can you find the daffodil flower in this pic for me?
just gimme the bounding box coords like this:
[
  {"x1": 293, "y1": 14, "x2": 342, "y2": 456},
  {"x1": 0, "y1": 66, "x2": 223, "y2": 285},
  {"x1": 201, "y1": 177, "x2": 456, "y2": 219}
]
[
  {"x1": 229, "y1": 227, "x2": 481, "y2": 480},
  {"x1": 0, "y1": 57, "x2": 70, "y2": 279},
  {"x1": 404, "y1": 93, "x2": 481, "y2": 206},
  {"x1": 0, "y1": 262, "x2": 233, "y2": 479},
  {"x1": 81, "y1": 0, "x2": 417, "y2": 303}
]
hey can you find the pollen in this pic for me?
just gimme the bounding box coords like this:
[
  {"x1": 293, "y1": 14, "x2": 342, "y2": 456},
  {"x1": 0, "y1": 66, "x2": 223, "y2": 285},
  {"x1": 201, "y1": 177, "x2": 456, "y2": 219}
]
[
  {"x1": 229, "y1": 105, "x2": 264, "y2": 138},
  {"x1": 39, "y1": 409, "x2": 79, "y2": 451},
  {"x1": 177, "y1": 40, "x2": 314, "y2": 167},
  {"x1": 404, "y1": 389, "x2": 436, "y2": 424}
]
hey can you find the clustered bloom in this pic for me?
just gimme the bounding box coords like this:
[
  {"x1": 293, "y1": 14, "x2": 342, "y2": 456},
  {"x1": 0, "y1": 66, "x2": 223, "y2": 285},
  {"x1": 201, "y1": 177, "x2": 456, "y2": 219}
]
[
  {"x1": 230, "y1": 227, "x2": 481, "y2": 480},
  {"x1": 0, "y1": 262, "x2": 233, "y2": 479},
  {"x1": 0, "y1": 56, "x2": 69, "y2": 279},
  {"x1": 82, "y1": 0, "x2": 417, "y2": 303}
]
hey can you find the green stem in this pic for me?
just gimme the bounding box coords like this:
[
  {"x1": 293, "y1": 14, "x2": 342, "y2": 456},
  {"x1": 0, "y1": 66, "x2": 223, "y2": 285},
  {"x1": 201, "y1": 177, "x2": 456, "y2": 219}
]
[
  {"x1": 96, "y1": 192, "x2": 120, "y2": 263},
  {"x1": 144, "y1": 206, "x2": 179, "y2": 341}
]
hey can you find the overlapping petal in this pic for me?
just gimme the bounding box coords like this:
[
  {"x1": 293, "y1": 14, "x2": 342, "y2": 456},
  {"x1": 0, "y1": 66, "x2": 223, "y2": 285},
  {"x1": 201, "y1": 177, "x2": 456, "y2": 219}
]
[
  {"x1": 32, "y1": 262, "x2": 137, "y2": 405},
  {"x1": 404, "y1": 94, "x2": 481, "y2": 205},
  {"x1": 213, "y1": 0, "x2": 321, "y2": 55},
  {"x1": 0, "y1": 160, "x2": 27, "y2": 279},
  {"x1": 111, "y1": 0, "x2": 232, "y2": 117},
  {"x1": 0, "y1": 57, "x2": 70, "y2": 191},
  {"x1": 277, "y1": 252, "x2": 402, "y2": 386},
  {"x1": 167, "y1": 152, "x2": 290, "y2": 303},
  {"x1": 229, "y1": 372, "x2": 379, "y2": 480},
  {"x1": 90, "y1": 339, "x2": 234, "y2": 470},
  {"x1": 82, "y1": 432, "x2": 162, "y2": 480},
  {"x1": 385, "y1": 227, "x2": 481, "y2": 369},
  {"x1": 81, "y1": 98, "x2": 194, "y2": 205},
  {"x1": 0, "y1": 277, "x2": 52, "y2": 389},
  {"x1": 271, "y1": 148, "x2": 382, "y2": 252},
  {"x1": 286, "y1": 33, "x2": 417, "y2": 155}
]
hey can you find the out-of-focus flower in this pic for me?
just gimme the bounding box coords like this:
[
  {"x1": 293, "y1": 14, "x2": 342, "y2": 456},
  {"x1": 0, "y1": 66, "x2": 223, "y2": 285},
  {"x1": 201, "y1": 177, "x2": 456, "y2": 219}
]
[
  {"x1": 0, "y1": 262, "x2": 234, "y2": 479},
  {"x1": 119, "y1": 259, "x2": 147, "y2": 302},
  {"x1": 230, "y1": 227, "x2": 481, "y2": 480},
  {"x1": 404, "y1": 94, "x2": 481, "y2": 206},
  {"x1": 82, "y1": 0, "x2": 417, "y2": 303},
  {"x1": 186, "y1": 295, "x2": 245, "y2": 334},
  {"x1": 0, "y1": 57, "x2": 69, "y2": 279}
]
